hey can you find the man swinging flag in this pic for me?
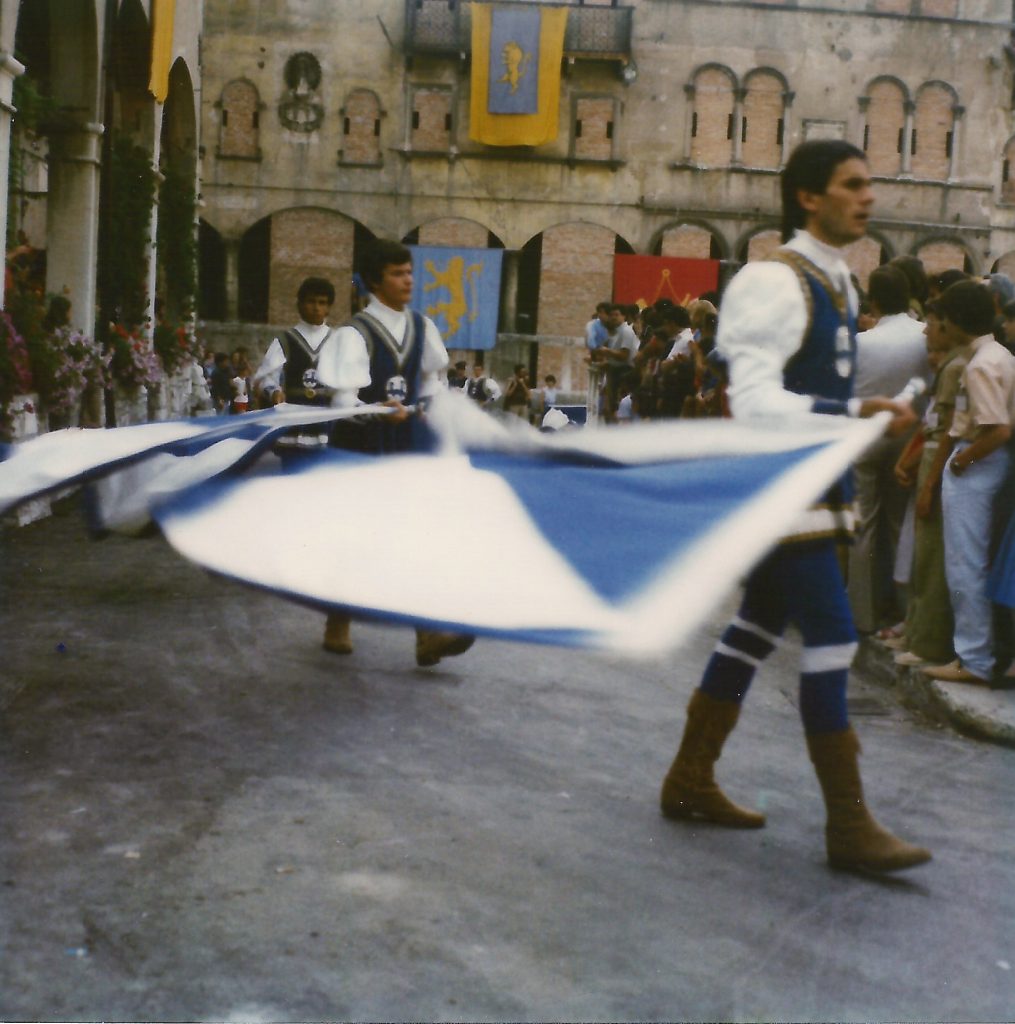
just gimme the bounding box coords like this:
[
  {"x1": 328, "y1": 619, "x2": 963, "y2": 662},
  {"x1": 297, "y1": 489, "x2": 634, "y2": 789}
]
[{"x1": 469, "y1": 3, "x2": 568, "y2": 147}]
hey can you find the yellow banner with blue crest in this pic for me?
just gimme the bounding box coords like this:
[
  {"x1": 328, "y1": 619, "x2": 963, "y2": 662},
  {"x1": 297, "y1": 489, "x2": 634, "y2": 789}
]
[
  {"x1": 469, "y1": 3, "x2": 568, "y2": 147},
  {"x1": 148, "y1": 0, "x2": 176, "y2": 103}
]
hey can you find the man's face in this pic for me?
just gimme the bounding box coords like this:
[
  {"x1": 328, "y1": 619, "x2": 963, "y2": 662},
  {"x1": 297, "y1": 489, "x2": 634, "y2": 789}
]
[
  {"x1": 797, "y1": 157, "x2": 873, "y2": 247},
  {"x1": 924, "y1": 313, "x2": 949, "y2": 354},
  {"x1": 374, "y1": 262, "x2": 414, "y2": 310},
  {"x1": 298, "y1": 294, "x2": 332, "y2": 326},
  {"x1": 606, "y1": 309, "x2": 625, "y2": 330},
  {"x1": 473, "y1": 365, "x2": 484, "y2": 378}
]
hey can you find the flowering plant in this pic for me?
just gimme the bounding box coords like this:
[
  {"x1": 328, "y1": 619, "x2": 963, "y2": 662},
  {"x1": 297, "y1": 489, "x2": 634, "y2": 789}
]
[
  {"x1": 153, "y1": 321, "x2": 199, "y2": 374},
  {"x1": 37, "y1": 328, "x2": 112, "y2": 419},
  {"x1": 108, "y1": 323, "x2": 163, "y2": 389},
  {"x1": 0, "y1": 310, "x2": 34, "y2": 439}
]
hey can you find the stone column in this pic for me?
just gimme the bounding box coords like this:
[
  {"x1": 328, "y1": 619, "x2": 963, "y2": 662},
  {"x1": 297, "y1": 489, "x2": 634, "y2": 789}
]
[
  {"x1": 0, "y1": 51, "x2": 25, "y2": 309},
  {"x1": 499, "y1": 249, "x2": 520, "y2": 334},
  {"x1": 224, "y1": 237, "x2": 241, "y2": 321},
  {"x1": 682, "y1": 83, "x2": 696, "y2": 163},
  {"x1": 948, "y1": 104, "x2": 964, "y2": 182},
  {"x1": 44, "y1": 122, "x2": 104, "y2": 332},
  {"x1": 901, "y1": 99, "x2": 915, "y2": 176},
  {"x1": 731, "y1": 88, "x2": 745, "y2": 167}
]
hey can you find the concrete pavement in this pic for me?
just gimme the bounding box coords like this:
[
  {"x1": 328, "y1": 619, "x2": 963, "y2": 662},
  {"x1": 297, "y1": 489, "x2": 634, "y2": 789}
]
[{"x1": 2, "y1": 504, "x2": 1015, "y2": 1022}]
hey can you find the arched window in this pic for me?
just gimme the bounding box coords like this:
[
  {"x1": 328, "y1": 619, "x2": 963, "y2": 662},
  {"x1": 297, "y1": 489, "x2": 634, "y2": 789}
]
[
  {"x1": 340, "y1": 89, "x2": 382, "y2": 166},
  {"x1": 219, "y1": 80, "x2": 261, "y2": 159},
  {"x1": 862, "y1": 78, "x2": 906, "y2": 176},
  {"x1": 741, "y1": 70, "x2": 786, "y2": 170},
  {"x1": 689, "y1": 66, "x2": 736, "y2": 167},
  {"x1": 1002, "y1": 137, "x2": 1015, "y2": 203},
  {"x1": 916, "y1": 238, "x2": 971, "y2": 276},
  {"x1": 745, "y1": 230, "x2": 781, "y2": 263},
  {"x1": 911, "y1": 82, "x2": 957, "y2": 180},
  {"x1": 411, "y1": 86, "x2": 452, "y2": 151},
  {"x1": 573, "y1": 96, "x2": 617, "y2": 161}
]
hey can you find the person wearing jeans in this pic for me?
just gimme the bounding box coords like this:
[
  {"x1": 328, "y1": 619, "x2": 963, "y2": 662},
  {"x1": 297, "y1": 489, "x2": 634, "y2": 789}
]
[{"x1": 923, "y1": 280, "x2": 1015, "y2": 685}]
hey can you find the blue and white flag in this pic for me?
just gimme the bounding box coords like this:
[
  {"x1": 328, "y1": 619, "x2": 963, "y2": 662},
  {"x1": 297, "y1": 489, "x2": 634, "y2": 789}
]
[
  {"x1": 410, "y1": 245, "x2": 503, "y2": 351},
  {"x1": 0, "y1": 394, "x2": 887, "y2": 659}
]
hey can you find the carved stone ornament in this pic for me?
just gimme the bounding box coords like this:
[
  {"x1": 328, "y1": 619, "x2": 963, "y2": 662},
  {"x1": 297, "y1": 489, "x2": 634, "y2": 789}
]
[{"x1": 278, "y1": 52, "x2": 324, "y2": 133}]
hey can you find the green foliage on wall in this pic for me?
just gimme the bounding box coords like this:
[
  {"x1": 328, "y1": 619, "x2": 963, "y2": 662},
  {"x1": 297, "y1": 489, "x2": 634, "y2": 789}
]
[{"x1": 156, "y1": 163, "x2": 198, "y2": 319}]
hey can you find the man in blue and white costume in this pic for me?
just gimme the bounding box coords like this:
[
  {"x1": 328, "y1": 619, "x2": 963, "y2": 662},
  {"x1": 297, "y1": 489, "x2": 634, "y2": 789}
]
[
  {"x1": 659, "y1": 140, "x2": 931, "y2": 873},
  {"x1": 314, "y1": 239, "x2": 475, "y2": 667}
]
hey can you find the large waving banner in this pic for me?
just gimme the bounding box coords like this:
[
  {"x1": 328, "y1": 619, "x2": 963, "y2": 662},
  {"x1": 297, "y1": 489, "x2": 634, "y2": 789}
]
[
  {"x1": 410, "y1": 245, "x2": 504, "y2": 351},
  {"x1": 469, "y1": 3, "x2": 568, "y2": 147},
  {"x1": 614, "y1": 255, "x2": 720, "y2": 308},
  {"x1": 0, "y1": 394, "x2": 889, "y2": 660}
]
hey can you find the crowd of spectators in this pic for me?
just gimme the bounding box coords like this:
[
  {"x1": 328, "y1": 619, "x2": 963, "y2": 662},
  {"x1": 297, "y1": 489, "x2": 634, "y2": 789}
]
[{"x1": 837, "y1": 259, "x2": 1015, "y2": 688}]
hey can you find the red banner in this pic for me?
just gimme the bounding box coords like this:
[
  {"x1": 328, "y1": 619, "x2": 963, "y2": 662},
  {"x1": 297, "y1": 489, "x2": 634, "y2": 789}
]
[{"x1": 613, "y1": 255, "x2": 720, "y2": 308}]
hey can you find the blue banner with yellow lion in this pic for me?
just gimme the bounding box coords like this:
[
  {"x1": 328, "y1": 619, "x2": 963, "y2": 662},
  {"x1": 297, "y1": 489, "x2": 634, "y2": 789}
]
[{"x1": 409, "y1": 245, "x2": 504, "y2": 351}]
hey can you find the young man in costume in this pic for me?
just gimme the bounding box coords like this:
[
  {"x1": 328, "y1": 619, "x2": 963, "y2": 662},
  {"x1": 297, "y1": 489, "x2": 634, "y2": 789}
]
[
  {"x1": 658, "y1": 139, "x2": 932, "y2": 873},
  {"x1": 314, "y1": 239, "x2": 475, "y2": 668},
  {"x1": 252, "y1": 277, "x2": 338, "y2": 410}
]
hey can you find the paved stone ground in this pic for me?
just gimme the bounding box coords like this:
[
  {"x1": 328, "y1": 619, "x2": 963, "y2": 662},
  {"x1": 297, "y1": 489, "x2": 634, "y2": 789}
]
[{"x1": 2, "y1": 508, "x2": 1015, "y2": 1022}]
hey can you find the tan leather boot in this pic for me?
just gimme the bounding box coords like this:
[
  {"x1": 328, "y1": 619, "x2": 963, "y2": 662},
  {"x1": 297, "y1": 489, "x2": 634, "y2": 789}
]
[
  {"x1": 660, "y1": 690, "x2": 766, "y2": 828},
  {"x1": 322, "y1": 613, "x2": 353, "y2": 655},
  {"x1": 807, "y1": 727, "x2": 931, "y2": 873},
  {"x1": 415, "y1": 629, "x2": 474, "y2": 667}
]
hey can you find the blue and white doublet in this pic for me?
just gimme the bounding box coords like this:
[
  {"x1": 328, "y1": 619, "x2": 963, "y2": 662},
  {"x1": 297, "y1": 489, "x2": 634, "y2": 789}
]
[{"x1": 698, "y1": 229, "x2": 862, "y2": 735}]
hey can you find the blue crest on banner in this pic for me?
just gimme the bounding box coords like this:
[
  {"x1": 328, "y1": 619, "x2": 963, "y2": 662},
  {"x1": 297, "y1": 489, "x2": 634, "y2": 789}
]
[
  {"x1": 410, "y1": 245, "x2": 503, "y2": 351},
  {"x1": 488, "y1": 7, "x2": 540, "y2": 114}
]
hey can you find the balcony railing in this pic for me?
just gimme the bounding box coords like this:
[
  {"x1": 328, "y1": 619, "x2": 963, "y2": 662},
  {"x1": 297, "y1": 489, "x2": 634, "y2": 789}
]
[{"x1": 404, "y1": 0, "x2": 634, "y2": 61}]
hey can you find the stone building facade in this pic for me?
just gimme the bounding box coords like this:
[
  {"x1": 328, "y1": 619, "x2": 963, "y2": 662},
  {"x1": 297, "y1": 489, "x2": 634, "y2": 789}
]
[
  {"x1": 198, "y1": 0, "x2": 1015, "y2": 390},
  {"x1": 1, "y1": 0, "x2": 203, "y2": 334}
]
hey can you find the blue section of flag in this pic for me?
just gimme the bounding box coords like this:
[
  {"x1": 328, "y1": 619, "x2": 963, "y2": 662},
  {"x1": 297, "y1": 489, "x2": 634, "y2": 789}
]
[
  {"x1": 488, "y1": 7, "x2": 540, "y2": 114},
  {"x1": 469, "y1": 448, "x2": 816, "y2": 603},
  {"x1": 410, "y1": 245, "x2": 504, "y2": 351}
]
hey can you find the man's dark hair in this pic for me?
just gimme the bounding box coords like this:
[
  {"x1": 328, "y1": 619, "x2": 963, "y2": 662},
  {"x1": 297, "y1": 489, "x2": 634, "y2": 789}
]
[
  {"x1": 933, "y1": 268, "x2": 969, "y2": 295},
  {"x1": 297, "y1": 276, "x2": 336, "y2": 304},
  {"x1": 595, "y1": 301, "x2": 612, "y2": 313},
  {"x1": 889, "y1": 255, "x2": 929, "y2": 306},
  {"x1": 454, "y1": 360, "x2": 467, "y2": 370},
  {"x1": 660, "y1": 305, "x2": 691, "y2": 329},
  {"x1": 361, "y1": 239, "x2": 413, "y2": 290},
  {"x1": 214, "y1": 352, "x2": 230, "y2": 366},
  {"x1": 866, "y1": 265, "x2": 910, "y2": 317},
  {"x1": 780, "y1": 140, "x2": 867, "y2": 242},
  {"x1": 607, "y1": 302, "x2": 626, "y2": 315},
  {"x1": 1002, "y1": 300, "x2": 1015, "y2": 320},
  {"x1": 937, "y1": 280, "x2": 997, "y2": 337}
]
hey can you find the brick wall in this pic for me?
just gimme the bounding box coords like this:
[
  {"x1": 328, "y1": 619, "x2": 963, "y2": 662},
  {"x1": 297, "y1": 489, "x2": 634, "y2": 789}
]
[
  {"x1": 911, "y1": 83, "x2": 953, "y2": 181},
  {"x1": 741, "y1": 73, "x2": 783, "y2": 170},
  {"x1": 864, "y1": 79, "x2": 905, "y2": 176},
  {"x1": 418, "y1": 218, "x2": 489, "y2": 248},
  {"x1": 842, "y1": 236, "x2": 883, "y2": 290},
  {"x1": 916, "y1": 239, "x2": 967, "y2": 275},
  {"x1": 919, "y1": 0, "x2": 958, "y2": 15},
  {"x1": 538, "y1": 222, "x2": 615, "y2": 337},
  {"x1": 342, "y1": 89, "x2": 381, "y2": 165},
  {"x1": 219, "y1": 80, "x2": 260, "y2": 158},
  {"x1": 996, "y1": 251, "x2": 1015, "y2": 279},
  {"x1": 574, "y1": 97, "x2": 614, "y2": 161},
  {"x1": 691, "y1": 67, "x2": 735, "y2": 167},
  {"x1": 268, "y1": 209, "x2": 355, "y2": 325},
  {"x1": 746, "y1": 230, "x2": 781, "y2": 263},
  {"x1": 412, "y1": 87, "x2": 452, "y2": 152},
  {"x1": 660, "y1": 224, "x2": 712, "y2": 260}
]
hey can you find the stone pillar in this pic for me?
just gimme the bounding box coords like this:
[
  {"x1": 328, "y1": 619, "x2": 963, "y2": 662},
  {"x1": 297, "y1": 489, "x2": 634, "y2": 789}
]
[
  {"x1": 0, "y1": 52, "x2": 25, "y2": 309},
  {"x1": 224, "y1": 237, "x2": 241, "y2": 321},
  {"x1": 780, "y1": 90, "x2": 795, "y2": 167},
  {"x1": 901, "y1": 99, "x2": 915, "y2": 175},
  {"x1": 731, "y1": 88, "x2": 745, "y2": 167},
  {"x1": 499, "y1": 249, "x2": 520, "y2": 334},
  {"x1": 44, "y1": 122, "x2": 104, "y2": 332},
  {"x1": 682, "y1": 83, "x2": 696, "y2": 163},
  {"x1": 948, "y1": 104, "x2": 964, "y2": 182}
]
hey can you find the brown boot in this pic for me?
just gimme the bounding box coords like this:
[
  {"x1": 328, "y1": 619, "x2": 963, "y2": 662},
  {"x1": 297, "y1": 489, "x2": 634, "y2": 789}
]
[
  {"x1": 415, "y1": 629, "x2": 475, "y2": 667},
  {"x1": 807, "y1": 727, "x2": 931, "y2": 873},
  {"x1": 660, "y1": 690, "x2": 766, "y2": 828},
  {"x1": 322, "y1": 613, "x2": 353, "y2": 655}
]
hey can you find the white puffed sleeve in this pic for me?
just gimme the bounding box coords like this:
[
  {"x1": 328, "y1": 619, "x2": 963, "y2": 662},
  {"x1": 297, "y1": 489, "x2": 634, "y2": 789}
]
[
  {"x1": 718, "y1": 261, "x2": 815, "y2": 420},
  {"x1": 419, "y1": 315, "x2": 450, "y2": 400},
  {"x1": 251, "y1": 338, "x2": 286, "y2": 396},
  {"x1": 316, "y1": 324, "x2": 372, "y2": 408}
]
